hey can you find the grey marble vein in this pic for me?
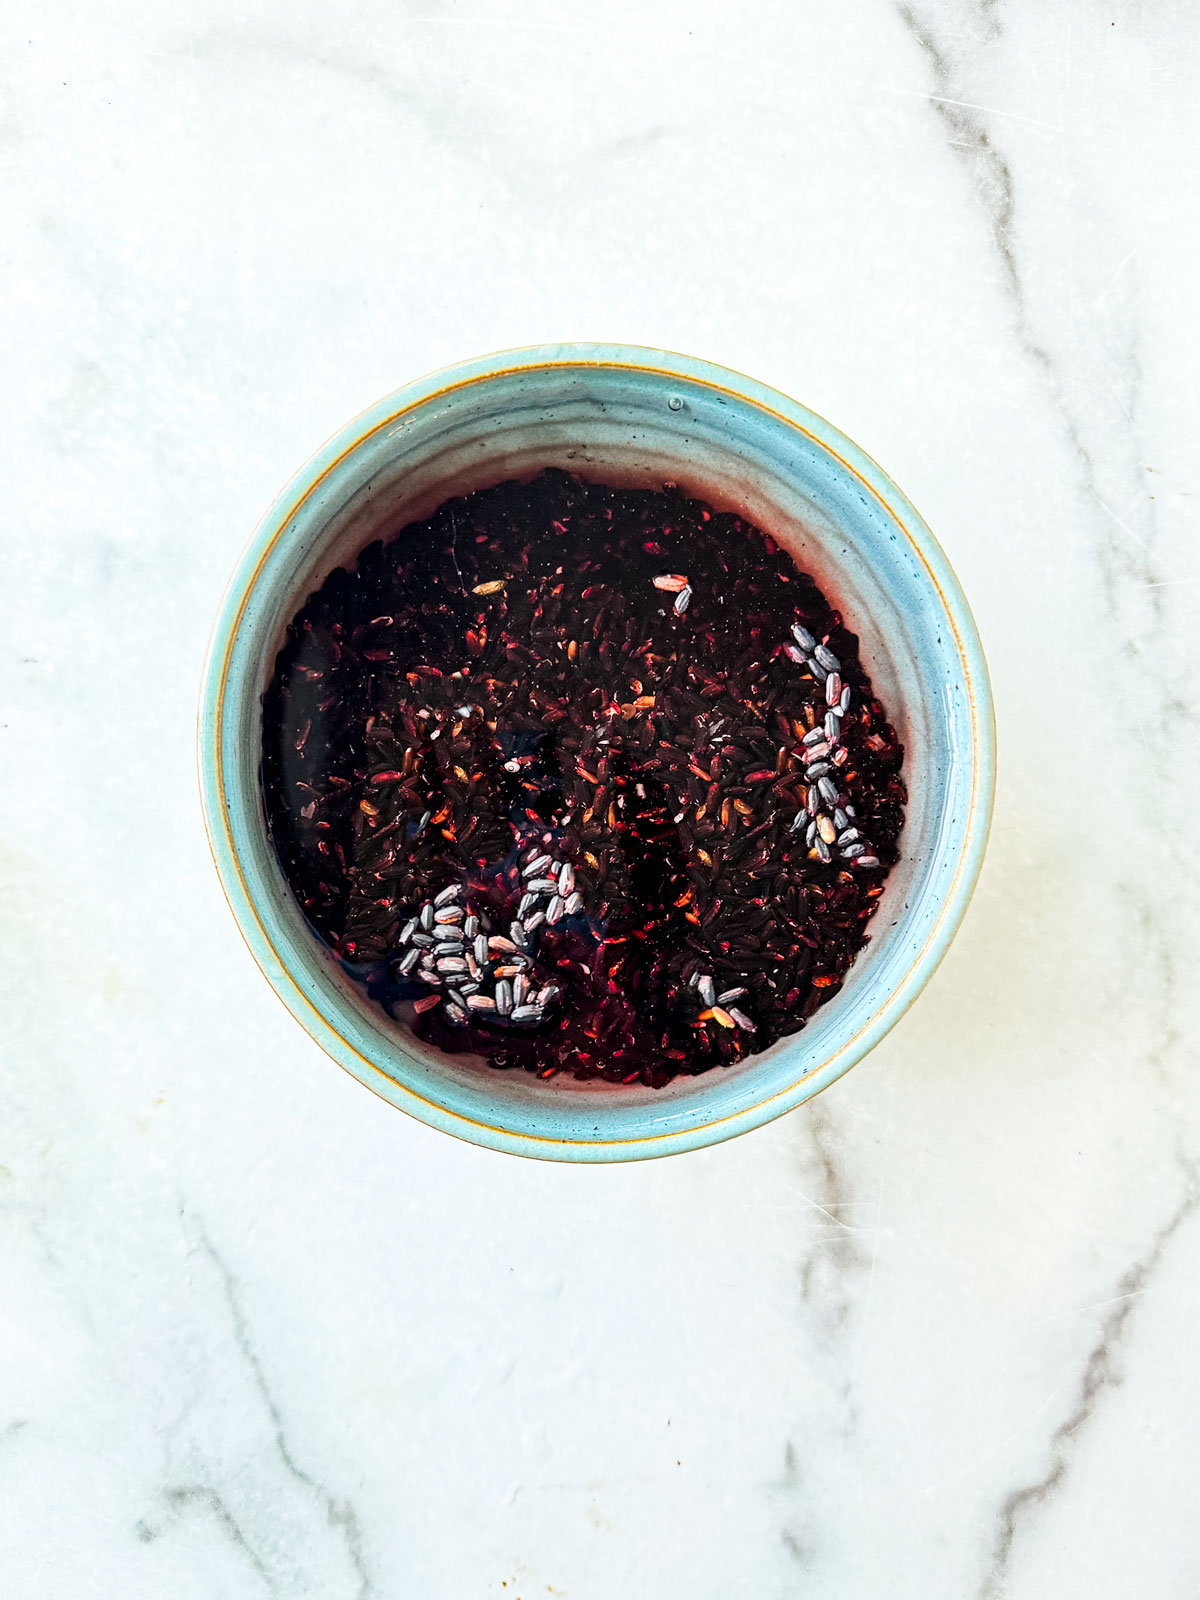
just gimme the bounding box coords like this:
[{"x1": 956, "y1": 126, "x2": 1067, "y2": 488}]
[
  {"x1": 167, "y1": 1484, "x2": 275, "y2": 1591},
  {"x1": 796, "y1": 1100, "x2": 872, "y2": 1346},
  {"x1": 774, "y1": 1441, "x2": 813, "y2": 1567},
  {"x1": 977, "y1": 1175, "x2": 1198, "y2": 1598},
  {"x1": 895, "y1": 0, "x2": 1167, "y2": 618},
  {"x1": 767, "y1": 1103, "x2": 877, "y2": 1575},
  {"x1": 895, "y1": 7, "x2": 1072, "y2": 403},
  {"x1": 178, "y1": 1228, "x2": 373, "y2": 1599}
]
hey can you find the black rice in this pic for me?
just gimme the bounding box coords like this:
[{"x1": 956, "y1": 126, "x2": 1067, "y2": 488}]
[{"x1": 261, "y1": 470, "x2": 906, "y2": 1086}]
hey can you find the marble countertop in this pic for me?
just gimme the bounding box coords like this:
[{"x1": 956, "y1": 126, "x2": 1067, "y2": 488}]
[{"x1": 4, "y1": 3, "x2": 1199, "y2": 1595}]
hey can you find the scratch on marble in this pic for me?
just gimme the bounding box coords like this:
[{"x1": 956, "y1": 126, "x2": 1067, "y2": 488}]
[
  {"x1": 1087, "y1": 487, "x2": 1154, "y2": 557},
  {"x1": 797, "y1": 1195, "x2": 860, "y2": 1233},
  {"x1": 1093, "y1": 250, "x2": 1138, "y2": 307},
  {"x1": 978, "y1": 1178, "x2": 1197, "y2": 1598},
  {"x1": 919, "y1": 1384, "x2": 1066, "y2": 1496},
  {"x1": 191, "y1": 1228, "x2": 372, "y2": 1599},
  {"x1": 888, "y1": 85, "x2": 1065, "y2": 133},
  {"x1": 1033, "y1": 1289, "x2": 1144, "y2": 1325}
]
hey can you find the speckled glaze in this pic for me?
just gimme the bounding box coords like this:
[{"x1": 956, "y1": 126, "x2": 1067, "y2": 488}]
[{"x1": 198, "y1": 344, "x2": 995, "y2": 1161}]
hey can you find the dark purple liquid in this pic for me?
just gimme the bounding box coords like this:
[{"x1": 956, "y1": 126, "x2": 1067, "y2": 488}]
[{"x1": 261, "y1": 470, "x2": 905, "y2": 1085}]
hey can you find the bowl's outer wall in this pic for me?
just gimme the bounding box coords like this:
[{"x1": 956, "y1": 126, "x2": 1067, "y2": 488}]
[{"x1": 198, "y1": 344, "x2": 995, "y2": 1161}]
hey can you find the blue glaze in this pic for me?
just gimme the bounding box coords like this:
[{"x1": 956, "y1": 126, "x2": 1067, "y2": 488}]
[{"x1": 198, "y1": 344, "x2": 995, "y2": 1161}]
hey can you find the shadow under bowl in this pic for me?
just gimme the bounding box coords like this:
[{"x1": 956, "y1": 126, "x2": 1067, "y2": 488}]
[{"x1": 198, "y1": 343, "x2": 995, "y2": 1161}]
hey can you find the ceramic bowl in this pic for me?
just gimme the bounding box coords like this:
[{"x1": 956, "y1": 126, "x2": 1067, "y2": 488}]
[{"x1": 198, "y1": 343, "x2": 994, "y2": 1161}]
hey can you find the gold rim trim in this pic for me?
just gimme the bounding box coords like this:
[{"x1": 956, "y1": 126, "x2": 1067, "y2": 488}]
[{"x1": 204, "y1": 355, "x2": 992, "y2": 1152}]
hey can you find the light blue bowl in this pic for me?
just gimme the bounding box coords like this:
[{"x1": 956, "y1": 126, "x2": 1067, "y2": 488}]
[{"x1": 198, "y1": 344, "x2": 994, "y2": 1161}]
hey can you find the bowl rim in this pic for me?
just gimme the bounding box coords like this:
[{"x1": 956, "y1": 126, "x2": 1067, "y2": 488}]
[{"x1": 198, "y1": 341, "x2": 996, "y2": 1161}]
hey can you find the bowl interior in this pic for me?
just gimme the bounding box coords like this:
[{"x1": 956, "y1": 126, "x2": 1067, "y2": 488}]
[{"x1": 209, "y1": 353, "x2": 983, "y2": 1155}]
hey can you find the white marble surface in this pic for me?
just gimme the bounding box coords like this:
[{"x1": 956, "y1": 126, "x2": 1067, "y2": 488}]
[{"x1": 3, "y1": 2, "x2": 1199, "y2": 1594}]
